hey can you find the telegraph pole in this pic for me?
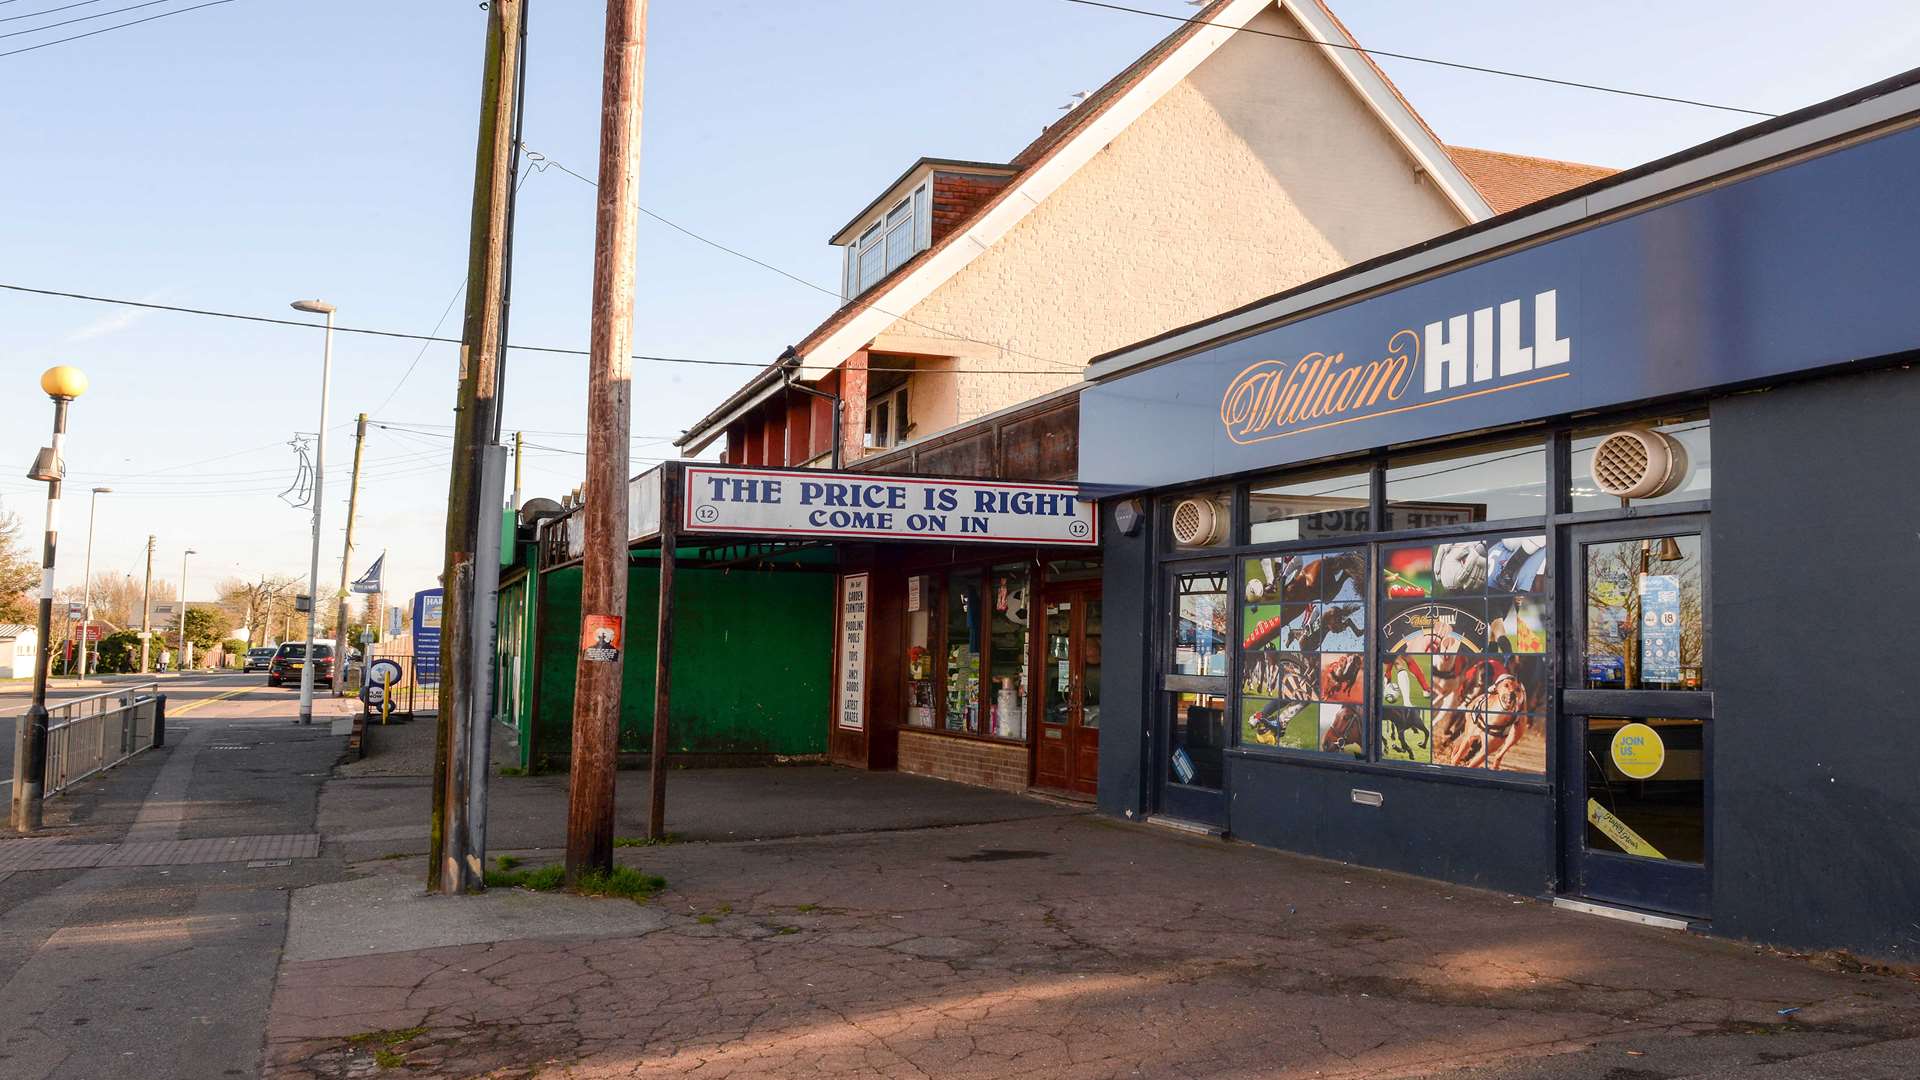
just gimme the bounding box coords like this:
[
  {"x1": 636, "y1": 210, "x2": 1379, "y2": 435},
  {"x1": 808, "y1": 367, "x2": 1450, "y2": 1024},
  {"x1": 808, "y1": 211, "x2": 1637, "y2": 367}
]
[
  {"x1": 566, "y1": 0, "x2": 647, "y2": 882},
  {"x1": 431, "y1": 0, "x2": 523, "y2": 894},
  {"x1": 333, "y1": 412, "x2": 369, "y2": 692},
  {"x1": 139, "y1": 535, "x2": 154, "y2": 673}
]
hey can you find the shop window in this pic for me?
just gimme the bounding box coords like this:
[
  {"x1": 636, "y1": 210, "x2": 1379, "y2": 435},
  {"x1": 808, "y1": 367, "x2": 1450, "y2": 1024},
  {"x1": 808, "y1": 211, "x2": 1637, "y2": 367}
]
[
  {"x1": 1045, "y1": 558, "x2": 1102, "y2": 582},
  {"x1": 1377, "y1": 534, "x2": 1551, "y2": 774},
  {"x1": 1248, "y1": 467, "x2": 1372, "y2": 543},
  {"x1": 986, "y1": 564, "x2": 1031, "y2": 740},
  {"x1": 1238, "y1": 548, "x2": 1368, "y2": 757},
  {"x1": 1570, "y1": 417, "x2": 1709, "y2": 512},
  {"x1": 1385, "y1": 439, "x2": 1546, "y2": 529},
  {"x1": 1582, "y1": 534, "x2": 1705, "y2": 689},
  {"x1": 1167, "y1": 691, "x2": 1227, "y2": 790},
  {"x1": 1171, "y1": 571, "x2": 1230, "y2": 676},
  {"x1": 1165, "y1": 489, "x2": 1233, "y2": 550},
  {"x1": 937, "y1": 564, "x2": 1031, "y2": 740},
  {"x1": 943, "y1": 570, "x2": 983, "y2": 733},
  {"x1": 905, "y1": 575, "x2": 935, "y2": 729}
]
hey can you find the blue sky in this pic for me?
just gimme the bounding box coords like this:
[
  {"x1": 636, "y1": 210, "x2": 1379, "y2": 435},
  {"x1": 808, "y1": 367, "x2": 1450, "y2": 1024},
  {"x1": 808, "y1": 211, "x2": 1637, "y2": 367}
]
[{"x1": 2, "y1": 0, "x2": 1913, "y2": 609}]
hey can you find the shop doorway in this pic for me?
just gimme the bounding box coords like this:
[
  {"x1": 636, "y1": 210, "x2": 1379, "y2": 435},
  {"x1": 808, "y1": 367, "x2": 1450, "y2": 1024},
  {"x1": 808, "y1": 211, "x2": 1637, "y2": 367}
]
[
  {"x1": 1156, "y1": 564, "x2": 1232, "y2": 826},
  {"x1": 1035, "y1": 584, "x2": 1101, "y2": 795},
  {"x1": 1561, "y1": 517, "x2": 1712, "y2": 919}
]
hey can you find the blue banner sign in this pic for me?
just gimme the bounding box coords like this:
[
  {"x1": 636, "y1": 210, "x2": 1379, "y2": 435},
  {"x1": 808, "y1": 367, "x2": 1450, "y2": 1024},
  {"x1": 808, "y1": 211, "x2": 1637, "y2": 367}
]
[
  {"x1": 412, "y1": 588, "x2": 443, "y2": 683},
  {"x1": 1083, "y1": 122, "x2": 1920, "y2": 489}
]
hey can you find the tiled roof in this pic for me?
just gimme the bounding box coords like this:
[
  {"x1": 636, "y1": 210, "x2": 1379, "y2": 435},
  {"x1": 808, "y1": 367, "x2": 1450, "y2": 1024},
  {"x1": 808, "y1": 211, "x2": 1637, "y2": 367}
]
[{"x1": 1446, "y1": 145, "x2": 1619, "y2": 215}]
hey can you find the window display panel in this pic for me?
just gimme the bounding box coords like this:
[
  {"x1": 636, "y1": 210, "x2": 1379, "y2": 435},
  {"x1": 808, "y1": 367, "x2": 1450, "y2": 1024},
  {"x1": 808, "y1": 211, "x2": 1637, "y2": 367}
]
[
  {"x1": 1172, "y1": 572, "x2": 1230, "y2": 676},
  {"x1": 987, "y1": 565, "x2": 1031, "y2": 740},
  {"x1": 1583, "y1": 534, "x2": 1704, "y2": 689},
  {"x1": 1384, "y1": 439, "x2": 1547, "y2": 529},
  {"x1": 1248, "y1": 468, "x2": 1372, "y2": 543},
  {"x1": 1240, "y1": 549, "x2": 1367, "y2": 757},
  {"x1": 943, "y1": 569, "x2": 983, "y2": 733},
  {"x1": 1378, "y1": 535, "x2": 1549, "y2": 774}
]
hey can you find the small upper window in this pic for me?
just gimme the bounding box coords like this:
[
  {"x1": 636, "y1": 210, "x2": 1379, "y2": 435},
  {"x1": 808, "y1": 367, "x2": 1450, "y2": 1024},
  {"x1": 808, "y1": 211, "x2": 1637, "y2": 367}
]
[
  {"x1": 865, "y1": 384, "x2": 911, "y2": 449},
  {"x1": 1385, "y1": 438, "x2": 1547, "y2": 529},
  {"x1": 1570, "y1": 416, "x2": 1709, "y2": 512},
  {"x1": 845, "y1": 183, "x2": 932, "y2": 298}
]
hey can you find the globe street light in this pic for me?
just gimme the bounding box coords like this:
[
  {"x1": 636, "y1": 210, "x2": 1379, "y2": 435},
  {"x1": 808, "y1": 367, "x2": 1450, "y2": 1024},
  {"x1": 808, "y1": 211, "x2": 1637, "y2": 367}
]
[
  {"x1": 13, "y1": 365, "x2": 87, "y2": 831},
  {"x1": 77, "y1": 486, "x2": 112, "y2": 679},
  {"x1": 291, "y1": 299, "x2": 336, "y2": 725}
]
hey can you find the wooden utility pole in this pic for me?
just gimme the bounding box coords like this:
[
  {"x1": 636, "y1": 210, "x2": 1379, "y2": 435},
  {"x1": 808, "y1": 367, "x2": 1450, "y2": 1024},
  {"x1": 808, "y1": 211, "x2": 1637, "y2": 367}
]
[
  {"x1": 138, "y1": 535, "x2": 154, "y2": 673},
  {"x1": 566, "y1": 0, "x2": 647, "y2": 882},
  {"x1": 333, "y1": 412, "x2": 369, "y2": 687},
  {"x1": 431, "y1": 0, "x2": 523, "y2": 895}
]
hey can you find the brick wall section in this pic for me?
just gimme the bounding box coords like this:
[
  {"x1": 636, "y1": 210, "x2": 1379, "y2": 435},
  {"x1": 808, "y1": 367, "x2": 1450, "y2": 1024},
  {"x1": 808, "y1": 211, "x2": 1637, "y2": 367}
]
[
  {"x1": 897, "y1": 729, "x2": 1029, "y2": 792},
  {"x1": 891, "y1": 4, "x2": 1468, "y2": 426},
  {"x1": 931, "y1": 174, "x2": 1013, "y2": 245}
]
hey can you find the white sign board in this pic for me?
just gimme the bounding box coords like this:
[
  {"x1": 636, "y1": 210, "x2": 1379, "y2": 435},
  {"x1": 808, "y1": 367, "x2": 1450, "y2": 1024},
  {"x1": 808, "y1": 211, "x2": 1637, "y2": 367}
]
[
  {"x1": 628, "y1": 468, "x2": 662, "y2": 543},
  {"x1": 681, "y1": 466, "x2": 1097, "y2": 546},
  {"x1": 836, "y1": 573, "x2": 868, "y2": 732}
]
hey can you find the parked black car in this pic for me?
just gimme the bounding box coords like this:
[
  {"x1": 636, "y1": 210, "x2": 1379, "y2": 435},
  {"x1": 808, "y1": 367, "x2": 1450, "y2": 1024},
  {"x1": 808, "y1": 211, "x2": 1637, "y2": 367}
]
[
  {"x1": 268, "y1": 641, "x2": 335, "y2": 688},
  {"x1": 243, "y1": 647, "x2": 277, "y2": 673}
]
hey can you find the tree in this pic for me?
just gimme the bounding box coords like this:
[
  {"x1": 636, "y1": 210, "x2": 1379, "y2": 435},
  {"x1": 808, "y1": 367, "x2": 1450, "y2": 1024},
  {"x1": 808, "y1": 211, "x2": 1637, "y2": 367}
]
[
  {"x1": 0, "y1": 498, "x2": 37, "y2": 625},
  {"x1": 93, "y1": 630, "x2": 146, "y2": 674},
  {"x1": 216, "y1": 574, "x2": 304, "y2": 645},
  {"x1": 181, "y1": 607, "x2": 224, "y2": 654}
]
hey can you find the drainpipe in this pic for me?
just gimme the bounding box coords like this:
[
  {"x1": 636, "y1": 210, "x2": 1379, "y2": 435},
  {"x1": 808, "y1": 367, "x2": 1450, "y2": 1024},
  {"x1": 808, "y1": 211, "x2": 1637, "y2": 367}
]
[{"x1": 779, "y1": 347, "x2": 842, "y2": 469}]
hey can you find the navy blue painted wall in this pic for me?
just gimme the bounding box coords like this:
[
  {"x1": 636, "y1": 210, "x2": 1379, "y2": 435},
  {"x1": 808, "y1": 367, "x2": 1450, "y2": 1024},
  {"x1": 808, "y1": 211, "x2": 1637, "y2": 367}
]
[
  {"x1": 1097, "y1": 500, "x2": 1152, "y2": 819},
  {"x1": 1710, "y1": 365, "x2": 1920, "y2": 960},
  {"x1": 1227, "y1": 757, "x2": 1554, "y2": 896}
]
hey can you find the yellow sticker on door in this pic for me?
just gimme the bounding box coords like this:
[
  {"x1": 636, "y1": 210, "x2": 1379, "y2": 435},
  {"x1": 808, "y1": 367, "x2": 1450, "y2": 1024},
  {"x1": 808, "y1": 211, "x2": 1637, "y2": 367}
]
[
  {"x1": 1610, "y1": 721, "x2": 1666, "y2": 779},
  {"x1": 1587, "y1": 798, "x2": 1667, "y2": 860}
]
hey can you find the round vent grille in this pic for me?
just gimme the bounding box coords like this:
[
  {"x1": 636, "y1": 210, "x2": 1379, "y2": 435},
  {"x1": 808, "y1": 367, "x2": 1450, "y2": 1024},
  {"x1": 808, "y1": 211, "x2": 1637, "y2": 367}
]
[
  {"x1": 1170, "y1": 498, "x2": 1225, "y2": 547},
  {"x1": 1591, "y1": 428, "x2": 1689, "y2": 500}
]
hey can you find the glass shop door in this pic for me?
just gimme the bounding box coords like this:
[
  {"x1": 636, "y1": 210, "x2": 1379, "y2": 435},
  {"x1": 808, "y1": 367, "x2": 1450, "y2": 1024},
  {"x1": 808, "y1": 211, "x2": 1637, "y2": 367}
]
[
  {"x1": 1561, "y1": 516, "x2": 1712, "y2": 920},
  {"x1": 1156, "y1": 564, "x2": 1231, "y2": 826}
]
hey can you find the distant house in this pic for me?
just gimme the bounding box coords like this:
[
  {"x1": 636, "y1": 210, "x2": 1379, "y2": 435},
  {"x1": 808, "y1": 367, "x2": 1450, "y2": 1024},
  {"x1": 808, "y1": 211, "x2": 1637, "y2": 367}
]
[{"x1": 0, "y1": 624, "x2": 38, "y2": 680}]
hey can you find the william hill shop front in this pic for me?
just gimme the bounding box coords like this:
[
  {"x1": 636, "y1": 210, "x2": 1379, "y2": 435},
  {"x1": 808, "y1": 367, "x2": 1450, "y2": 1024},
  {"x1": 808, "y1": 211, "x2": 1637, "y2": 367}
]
[{"x1": 1082, "y1": 72, "x2": 1920, "y2": 959}]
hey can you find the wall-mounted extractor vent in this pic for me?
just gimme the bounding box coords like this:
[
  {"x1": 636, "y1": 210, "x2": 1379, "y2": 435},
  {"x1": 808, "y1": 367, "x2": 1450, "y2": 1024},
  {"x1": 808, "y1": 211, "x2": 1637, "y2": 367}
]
[
  {"x1": 1170, "y1": 498, "x2": 1226, "y2": 548},
  {"x1": 1590, "y1": 428, "x2": 1689, "y2": 500}
]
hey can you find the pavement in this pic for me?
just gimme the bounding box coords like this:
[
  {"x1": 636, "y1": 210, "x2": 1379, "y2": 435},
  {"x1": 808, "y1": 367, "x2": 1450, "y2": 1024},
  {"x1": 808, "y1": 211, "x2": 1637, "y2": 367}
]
[
  {"x1": 0, "y1": 673, "x2": 356, "y2": 1080},
  {"x1": 5, "y1": 679, "x2": 1920, "y2": 1079}
]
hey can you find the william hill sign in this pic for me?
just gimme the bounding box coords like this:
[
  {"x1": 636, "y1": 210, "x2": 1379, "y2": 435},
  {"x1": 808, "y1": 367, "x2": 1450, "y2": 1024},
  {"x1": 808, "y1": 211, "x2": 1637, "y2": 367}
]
[{"x1": 1219, "y1": 291, "x2": 1570, "y2": 446}]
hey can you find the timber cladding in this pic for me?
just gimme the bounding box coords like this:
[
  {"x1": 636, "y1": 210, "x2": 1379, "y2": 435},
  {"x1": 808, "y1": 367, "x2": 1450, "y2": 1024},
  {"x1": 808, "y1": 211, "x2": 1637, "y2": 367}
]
[{"x1": 897, "y1": 730, "x2": 1029, "y2": 792}]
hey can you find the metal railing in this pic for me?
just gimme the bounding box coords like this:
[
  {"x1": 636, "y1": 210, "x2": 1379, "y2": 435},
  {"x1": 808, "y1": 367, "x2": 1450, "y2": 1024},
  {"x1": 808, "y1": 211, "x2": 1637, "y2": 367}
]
[{"x1": 44, "y1": 681, "x2": 162, "y2": 797}]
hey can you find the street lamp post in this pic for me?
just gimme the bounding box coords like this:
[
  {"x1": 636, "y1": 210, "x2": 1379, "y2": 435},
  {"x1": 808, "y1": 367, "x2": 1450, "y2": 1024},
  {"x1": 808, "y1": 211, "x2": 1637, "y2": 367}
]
[
  {"x1": 177, "y1": 549, "x2": 196, "y2": 670},
  {"x1": 77, "y1": 486, "x2": 111, "y2": 679},
  {"x1": 13, "y1": 365, "x2": 88, "y2": 831},
  {"x1": 292, "y1": 299, "x2": 336, "y2": 725}
]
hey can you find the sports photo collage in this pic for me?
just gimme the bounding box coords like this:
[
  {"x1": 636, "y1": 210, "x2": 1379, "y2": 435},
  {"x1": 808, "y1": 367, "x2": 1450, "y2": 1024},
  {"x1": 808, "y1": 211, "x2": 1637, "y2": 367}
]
[
  {"x1": 1379, "y1": 535, "x2": 1550, "y2": 774},
  {"x1": 1239, "y1": 548, "x2": 1368, "y2": 758}
]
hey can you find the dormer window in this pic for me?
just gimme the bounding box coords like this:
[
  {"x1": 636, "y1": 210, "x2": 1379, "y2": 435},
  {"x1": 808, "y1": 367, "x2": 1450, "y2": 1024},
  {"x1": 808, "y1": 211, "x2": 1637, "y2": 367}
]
[{"x1": 844, "y1": 181, "x2": 931, "y2": 298}]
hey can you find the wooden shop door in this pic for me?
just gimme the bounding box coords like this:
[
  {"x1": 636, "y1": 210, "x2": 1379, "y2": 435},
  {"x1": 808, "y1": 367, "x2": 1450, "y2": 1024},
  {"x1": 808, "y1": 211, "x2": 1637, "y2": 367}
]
[{"x1": 1035, "y1": 584, "x2": 1101, "y2": 796}]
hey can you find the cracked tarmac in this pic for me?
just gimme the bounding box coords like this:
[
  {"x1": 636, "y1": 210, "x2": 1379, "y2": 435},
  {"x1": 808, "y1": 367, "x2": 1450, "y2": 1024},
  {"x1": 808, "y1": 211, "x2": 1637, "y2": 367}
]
[{"x1": 266, "y1": 810, "x2": 1920, "y2": 1079}]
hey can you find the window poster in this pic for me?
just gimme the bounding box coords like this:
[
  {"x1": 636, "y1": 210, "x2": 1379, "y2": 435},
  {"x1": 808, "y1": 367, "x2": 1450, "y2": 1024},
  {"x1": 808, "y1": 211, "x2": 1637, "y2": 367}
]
[
  {"x1": 1241, "y1": 549, "x2": 1366, "y2": 757},
  {"x1": 1379, "y1": 536, "x2": 1549, "y2": 773}
]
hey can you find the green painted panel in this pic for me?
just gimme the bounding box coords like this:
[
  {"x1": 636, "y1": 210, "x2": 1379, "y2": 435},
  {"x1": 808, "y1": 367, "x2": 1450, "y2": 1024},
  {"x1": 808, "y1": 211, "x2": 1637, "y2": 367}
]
[{"x1": 531, "y1": 565, "x2": 831, "y2": 761}]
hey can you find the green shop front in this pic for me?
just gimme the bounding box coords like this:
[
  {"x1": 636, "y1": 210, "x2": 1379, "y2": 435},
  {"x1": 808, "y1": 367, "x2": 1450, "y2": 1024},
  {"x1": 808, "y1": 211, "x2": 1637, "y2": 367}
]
[{"x1": 1082, "y1": 72, "x2": 1920, "y2": 959}]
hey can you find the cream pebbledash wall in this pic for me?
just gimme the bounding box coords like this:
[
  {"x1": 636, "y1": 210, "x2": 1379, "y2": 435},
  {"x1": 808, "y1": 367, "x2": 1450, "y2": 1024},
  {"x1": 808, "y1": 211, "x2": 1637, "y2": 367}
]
[{"x1": 884, "y1": 5, "x2": 1468, "y2": 432}]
